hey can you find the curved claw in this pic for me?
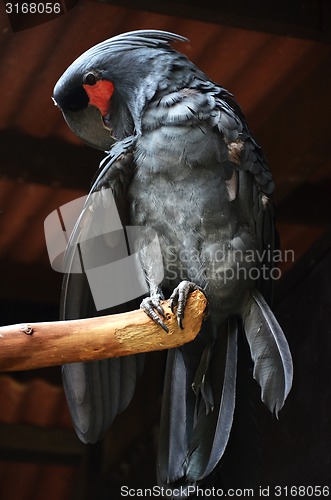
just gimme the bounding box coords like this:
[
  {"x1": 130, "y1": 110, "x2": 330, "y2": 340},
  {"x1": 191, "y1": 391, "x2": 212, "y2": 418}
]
[
  {"x1": 140, "y1": 297, "x2": 168, "y2": 333},
  {"x1": 170, "y1": 280, "x2": 204, "y2": 329}
]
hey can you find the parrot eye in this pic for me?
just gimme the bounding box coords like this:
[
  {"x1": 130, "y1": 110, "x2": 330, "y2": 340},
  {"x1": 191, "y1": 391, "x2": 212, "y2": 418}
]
[{"x1": 83, "y1": 72, "x2": 98, "y2": 86}]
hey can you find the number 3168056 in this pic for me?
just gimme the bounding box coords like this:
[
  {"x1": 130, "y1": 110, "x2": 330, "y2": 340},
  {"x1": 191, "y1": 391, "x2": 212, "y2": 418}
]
[{"x1": 5, "y1": 3, "x2": 62, "y2": 14}]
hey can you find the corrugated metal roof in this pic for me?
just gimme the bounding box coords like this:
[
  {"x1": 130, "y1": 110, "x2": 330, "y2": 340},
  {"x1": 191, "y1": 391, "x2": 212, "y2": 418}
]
[
  {"x1": 0, "y1": 375, "x2": 83, "y2": 500},
  {"x1": 0, "y1": 375, "x2": 71, "y2": 428}
]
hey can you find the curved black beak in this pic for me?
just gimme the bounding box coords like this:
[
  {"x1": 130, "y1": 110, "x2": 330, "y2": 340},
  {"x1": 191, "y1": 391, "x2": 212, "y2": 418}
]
[{"x1": 60, "y1": 105, "x2": 116, "y2": 151}]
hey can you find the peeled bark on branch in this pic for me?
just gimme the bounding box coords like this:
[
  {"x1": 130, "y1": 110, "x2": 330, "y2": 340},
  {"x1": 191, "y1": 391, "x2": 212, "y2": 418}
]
[{"x1": 0, "y1": 290, "x2": 207, "y2": 372}]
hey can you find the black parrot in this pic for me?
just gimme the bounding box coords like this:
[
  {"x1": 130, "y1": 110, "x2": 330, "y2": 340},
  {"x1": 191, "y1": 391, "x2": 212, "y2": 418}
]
[{"x1": 53, "y1": 30, "x2": 293, "y2": 493}]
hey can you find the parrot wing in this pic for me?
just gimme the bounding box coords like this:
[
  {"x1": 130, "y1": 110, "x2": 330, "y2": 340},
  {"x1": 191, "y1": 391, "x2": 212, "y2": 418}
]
[
  {"x1": 215, "y1": 92, "x2": 293, "y2": 417},
  {"x1": 215, "y1": 92, "x2": 293, "y2": 423},
  {"x1": 60, "y1": 137, "x2": 145, "y2": 444}
]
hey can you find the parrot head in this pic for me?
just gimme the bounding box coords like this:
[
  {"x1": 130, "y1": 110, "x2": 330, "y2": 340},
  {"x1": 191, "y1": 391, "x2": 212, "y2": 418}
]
[{"x1": 53, "y1": 30, "x2": 188, "y2": 151}]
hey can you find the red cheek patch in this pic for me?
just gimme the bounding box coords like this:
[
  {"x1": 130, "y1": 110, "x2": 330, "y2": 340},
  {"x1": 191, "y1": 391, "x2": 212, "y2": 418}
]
[{"x1": 83, "y1": 80, "x2": 114, "y2": 116}]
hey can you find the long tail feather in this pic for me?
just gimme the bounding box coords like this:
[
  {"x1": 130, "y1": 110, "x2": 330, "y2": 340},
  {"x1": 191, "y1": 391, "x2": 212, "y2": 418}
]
[
  {"x1": 157, "y1": 318, "x2": 238, "y2": 490},
  {"x1": 157, "y1": 348, "x2": 189, "y2": 484},
  {"x1": 187, "y1": 318, "x2": 238, "y2": 481},
  {"x1": 242, "y1": 288, "x2": 293, "y2": 415}
]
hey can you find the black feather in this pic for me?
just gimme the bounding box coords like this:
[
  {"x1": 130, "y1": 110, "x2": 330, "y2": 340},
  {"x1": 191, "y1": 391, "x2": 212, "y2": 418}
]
[{"x1": 242, "y1": 288, "x2": 293, "y2": 416}]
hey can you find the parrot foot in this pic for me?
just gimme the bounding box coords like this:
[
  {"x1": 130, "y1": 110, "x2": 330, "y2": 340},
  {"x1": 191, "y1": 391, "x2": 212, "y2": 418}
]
[
  {"x1": 170, "y1": 280, "x2": 204, "y2": 329},
  {"x1": 140, "y1": 294, "x2": 168, "y2": 333}
]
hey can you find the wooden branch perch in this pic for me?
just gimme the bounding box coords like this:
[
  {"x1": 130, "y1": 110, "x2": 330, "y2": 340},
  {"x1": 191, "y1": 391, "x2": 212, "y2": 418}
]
[{"x1": 0, "y1": 290, "x2": 207, "y2": 372}]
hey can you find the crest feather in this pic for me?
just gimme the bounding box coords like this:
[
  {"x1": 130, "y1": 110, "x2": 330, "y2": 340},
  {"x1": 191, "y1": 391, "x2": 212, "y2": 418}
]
[{"x1": 78, "y1": 29, "x2": 188, "y2": 61}]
